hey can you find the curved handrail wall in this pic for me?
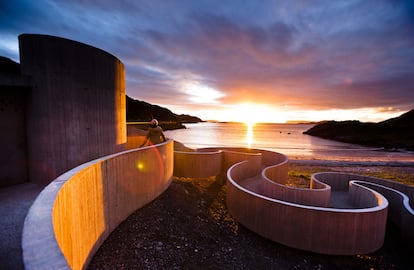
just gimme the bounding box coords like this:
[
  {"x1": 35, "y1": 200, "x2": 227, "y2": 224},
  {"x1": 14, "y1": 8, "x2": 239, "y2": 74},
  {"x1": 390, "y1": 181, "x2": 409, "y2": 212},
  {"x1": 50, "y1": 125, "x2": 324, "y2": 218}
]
[
  {"x1": 349, "y1": 181, "x2": 387, "y2": 208},
  {"x1": 356, "y1": 181, "x2": 414, "y2": 242},
  {"x1": 222, "y1": 150, "x2": 263, "y2": 176},
  {"x1": 227, "y1": 160, "x2": 388, "y2": 255},
  {"x1": 262, "y1": 160, "x2": 331, "y2": 207},
  {"x1": 173, "y1": 146, "x2": 412, "y2": 254},
  {"x1": 313, "y1": 172, "x2": 414, "y2": 243},
  {"x1": 173, "y1": 147, "x2": 265, "y2": 179},
  {"x1": 173, "y1": 150, "x2": 222, "y2": 178},
  {"x1": 262, "y1": 157, "x2": 289, "y2": 185},
  {"x1": 23, "y1": 140, "x2": 174, "y2": 270}
]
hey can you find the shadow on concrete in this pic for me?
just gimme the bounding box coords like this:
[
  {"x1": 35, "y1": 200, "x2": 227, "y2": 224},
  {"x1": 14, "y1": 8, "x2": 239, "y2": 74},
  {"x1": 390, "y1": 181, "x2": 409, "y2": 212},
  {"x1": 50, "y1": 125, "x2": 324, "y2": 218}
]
[{"x1": 0, "y1": 183, "x2": 43, "y2": 270}]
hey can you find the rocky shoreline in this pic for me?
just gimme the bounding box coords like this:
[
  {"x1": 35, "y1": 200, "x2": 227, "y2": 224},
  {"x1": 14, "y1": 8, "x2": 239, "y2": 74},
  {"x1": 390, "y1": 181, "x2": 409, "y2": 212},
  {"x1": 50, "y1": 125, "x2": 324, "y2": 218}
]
[
  {"x1": 88, "y1": 163, "x2": 412, "y2": 270},
  {"x1": 303, "y1": 109, "x2": 414, "y2": 151}
]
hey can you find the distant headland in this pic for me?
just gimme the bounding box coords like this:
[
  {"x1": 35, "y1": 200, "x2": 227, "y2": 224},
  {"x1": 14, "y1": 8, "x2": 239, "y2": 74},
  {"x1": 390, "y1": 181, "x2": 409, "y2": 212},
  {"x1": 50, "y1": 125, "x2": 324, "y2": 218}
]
[
  {"x1": 304, "y1": 109, "x2": 414, "y2": 151},
  {"x1": 126, "y1": 95, "x2": 202, "y2": 130}
]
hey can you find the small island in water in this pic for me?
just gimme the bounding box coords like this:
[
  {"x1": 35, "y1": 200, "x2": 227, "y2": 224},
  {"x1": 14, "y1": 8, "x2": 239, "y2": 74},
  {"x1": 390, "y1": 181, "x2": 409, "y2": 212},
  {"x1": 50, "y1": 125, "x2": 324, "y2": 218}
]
[{"x1": 304, "y1": 109, "x2": 414, "y2": 151}]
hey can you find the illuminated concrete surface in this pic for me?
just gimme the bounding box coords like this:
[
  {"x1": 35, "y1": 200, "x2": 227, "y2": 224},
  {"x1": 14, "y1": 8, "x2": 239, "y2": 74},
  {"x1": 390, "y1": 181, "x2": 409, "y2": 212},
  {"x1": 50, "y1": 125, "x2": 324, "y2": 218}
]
[{"x1": 22, "y1": 140, "x2": 173, "y2": 270}]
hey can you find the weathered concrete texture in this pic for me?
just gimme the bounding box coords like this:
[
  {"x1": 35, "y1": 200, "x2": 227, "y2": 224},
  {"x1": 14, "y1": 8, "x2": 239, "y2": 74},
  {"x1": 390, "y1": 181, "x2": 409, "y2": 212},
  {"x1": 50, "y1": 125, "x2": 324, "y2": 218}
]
[
  {"x1": 314, "y1": 172, "x2": 414, "y2": 244},
  {"x1": 173, "y1": 147, "x2": 399, "y2": 255},
  {"x1": 22, "y1": 140, "x2": 173, "y2": 270},
  {"x1": 174, "y1": 150, "x2": 222, "y2": 178},
  {"x1": 262, "y1": 164, "x2": 331, "y2": 207},
  {"x1": 174, "y1": 147, "x2": 286, "y2": 180},
  {"x1": 226, "y1": 158, "x2": 388, "y2": 255},
  {"x1": 0, "y1": 183, "x2": 43, "y2": 270},
  {"x1": 126, "y1": 125, "x2": 147, "y2": 149},
  {"x1": 19, "y1": 34, "x2": 126, "y2": 185}
]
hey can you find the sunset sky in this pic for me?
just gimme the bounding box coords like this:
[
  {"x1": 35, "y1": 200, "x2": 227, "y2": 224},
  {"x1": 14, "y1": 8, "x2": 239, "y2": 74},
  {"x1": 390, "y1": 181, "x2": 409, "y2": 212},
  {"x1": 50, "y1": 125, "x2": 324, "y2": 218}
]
[{"x1": 1, "y1": 0, "x2": 414, "y2": 123}]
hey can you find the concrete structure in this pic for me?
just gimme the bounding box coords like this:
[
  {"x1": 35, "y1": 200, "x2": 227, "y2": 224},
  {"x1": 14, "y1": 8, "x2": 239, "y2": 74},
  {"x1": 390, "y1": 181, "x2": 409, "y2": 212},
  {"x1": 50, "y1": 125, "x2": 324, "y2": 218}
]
[
  {"x1": 4, "y1": 34, "x2": 412, "y2": 267},
  {"x1": 0, "y1": 34, "x2": 126, "y2": 186},
  {"x1": 0, "y1": 57, "x2": 31, "y2": 187},
  {"x1": 19, "y1": 34, "x2": 126, "y2": 185},
  {"x1": 23, "y1": 144, "x2": 414, "y2": 269},
  {"x1": 23, "y1": 140, "x2": 173, "y2": 270},
  {"x1": 174, "y1": 147, "x2": 414, "y2": 255},
  {"x1": 227, "y1": 159, "x2": 388, "y2": 254},
  {"x1": 0, "y1": 34, "x2": 176, "y2": 270},
  {"x1": 313, "y1": 172, "x2": 414, "y2": 243}
]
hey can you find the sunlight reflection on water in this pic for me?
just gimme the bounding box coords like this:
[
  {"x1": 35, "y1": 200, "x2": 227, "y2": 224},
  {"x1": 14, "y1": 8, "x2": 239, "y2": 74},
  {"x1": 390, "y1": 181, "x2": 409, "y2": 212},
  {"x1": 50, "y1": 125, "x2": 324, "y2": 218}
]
[{"x1": 165, "y1": 122, "x2": 414, "y2": 162}]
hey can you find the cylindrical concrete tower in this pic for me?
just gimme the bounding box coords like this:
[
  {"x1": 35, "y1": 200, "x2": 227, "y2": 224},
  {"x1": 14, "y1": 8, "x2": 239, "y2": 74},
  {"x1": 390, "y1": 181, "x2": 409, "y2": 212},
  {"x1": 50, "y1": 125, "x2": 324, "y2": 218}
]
[{"x1": 19, "y1": 34, "x2": 126, "y2": 185}]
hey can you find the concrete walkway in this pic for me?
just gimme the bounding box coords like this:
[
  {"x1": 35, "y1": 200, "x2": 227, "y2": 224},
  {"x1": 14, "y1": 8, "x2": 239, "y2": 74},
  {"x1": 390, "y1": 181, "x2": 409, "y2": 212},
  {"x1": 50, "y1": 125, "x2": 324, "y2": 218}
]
[{"x1": 0, "y1": 183, "x2": 43, "y2": 270}]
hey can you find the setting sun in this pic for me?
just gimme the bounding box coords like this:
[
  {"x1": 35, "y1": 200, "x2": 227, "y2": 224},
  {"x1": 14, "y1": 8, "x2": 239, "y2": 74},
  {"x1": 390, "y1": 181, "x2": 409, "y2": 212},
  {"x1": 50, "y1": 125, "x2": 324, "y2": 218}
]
[{"x1": 227, "y1": 103, "x2": 287, "y2": 124}]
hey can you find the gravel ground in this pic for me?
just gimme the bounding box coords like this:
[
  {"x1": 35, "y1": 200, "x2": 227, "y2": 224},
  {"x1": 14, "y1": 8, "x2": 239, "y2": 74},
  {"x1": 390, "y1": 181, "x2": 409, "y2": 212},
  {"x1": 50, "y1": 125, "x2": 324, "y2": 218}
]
[{"x1": 88, "y1": 165, "x2": 412, "y2": 270}]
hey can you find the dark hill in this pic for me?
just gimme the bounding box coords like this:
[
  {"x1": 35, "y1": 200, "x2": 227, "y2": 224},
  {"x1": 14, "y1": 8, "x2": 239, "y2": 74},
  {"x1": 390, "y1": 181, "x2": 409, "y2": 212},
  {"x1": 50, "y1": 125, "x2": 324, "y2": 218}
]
[
  {"x1": 0, "y1": 57, "x2": 20, "y2": 74},
  {"x1": 303, "y1": 109, "x2": 414, "y2": 150},
  {"x1": 126, "y1": 96, "x2": 202, "y2": 130}
]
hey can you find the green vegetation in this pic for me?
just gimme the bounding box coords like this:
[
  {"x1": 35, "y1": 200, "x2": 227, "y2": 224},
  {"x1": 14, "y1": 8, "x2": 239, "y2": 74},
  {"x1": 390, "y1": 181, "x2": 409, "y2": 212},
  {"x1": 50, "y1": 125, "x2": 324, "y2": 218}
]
[{"x1": 288, "y1": 164, "x2": 414, "y2": 187}]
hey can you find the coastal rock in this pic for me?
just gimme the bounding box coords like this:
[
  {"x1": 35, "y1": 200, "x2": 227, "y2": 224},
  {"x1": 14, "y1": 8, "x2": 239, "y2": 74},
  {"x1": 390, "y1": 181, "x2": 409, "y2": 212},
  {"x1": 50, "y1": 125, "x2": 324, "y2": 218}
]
[
  {"x1": 303, "y1": 109, "x2": 414, "y2": 150},
  {"x1": 126, "y1": 96, "x2": 202, "y2": 130}
]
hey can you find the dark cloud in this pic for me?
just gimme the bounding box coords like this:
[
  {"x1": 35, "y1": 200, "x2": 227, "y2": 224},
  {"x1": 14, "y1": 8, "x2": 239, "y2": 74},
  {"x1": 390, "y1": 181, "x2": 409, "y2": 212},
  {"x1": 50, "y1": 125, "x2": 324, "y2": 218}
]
[{"x1": 1, "y1": 0, "x2": 413, "y2": 121}]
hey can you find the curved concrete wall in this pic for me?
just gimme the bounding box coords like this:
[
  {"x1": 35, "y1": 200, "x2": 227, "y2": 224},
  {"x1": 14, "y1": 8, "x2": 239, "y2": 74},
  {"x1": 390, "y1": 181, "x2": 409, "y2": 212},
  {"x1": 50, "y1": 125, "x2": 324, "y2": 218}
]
[
  {"x1": 260, "y1": 156, "x2": 331, "y2": 207},
  {"x1": 173, "y1": 147, "x2": 265, "y2": 179},
  {"x1": 22, "y1": 140, "x2": 173, "y2": 270},
  {"x1": 174, "y1": 150, "x2": 222, "y2": 178},
  {"x1": 227, "y1": 161, "x2": 388, "y2": 255},
  {"x1": 313, "y1": 172, "x2": 414, "y2": 243},
  {"x1": 262, "y1": 167, "x2": 331, "y2": 207},
  {"x1": 262, "y1": 158, "x2": 289, "y2": 185},
  {"x1": 19, "y1": 34, "x2": 126, "y2": 185},
  {"x1": 173, "y1": 146, "x2": 414, "y2": 254}
]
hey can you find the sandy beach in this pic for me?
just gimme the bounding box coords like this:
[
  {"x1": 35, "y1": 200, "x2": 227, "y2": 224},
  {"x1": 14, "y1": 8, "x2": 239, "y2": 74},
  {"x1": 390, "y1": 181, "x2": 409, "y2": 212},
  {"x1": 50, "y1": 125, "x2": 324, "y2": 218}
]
[{"x1": 88, "y1": 159, "x2": 413, "y2": 270}]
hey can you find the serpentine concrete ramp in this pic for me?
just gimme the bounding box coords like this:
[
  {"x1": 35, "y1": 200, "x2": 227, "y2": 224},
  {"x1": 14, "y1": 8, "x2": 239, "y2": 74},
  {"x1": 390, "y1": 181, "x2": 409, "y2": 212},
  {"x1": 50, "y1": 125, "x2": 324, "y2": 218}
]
[
  {"x1": 18, "y1": 145, "x2": 414, "y2": 269},
  {"x1": 175, "y1": 147, "x2": 414, "y2": 255}
]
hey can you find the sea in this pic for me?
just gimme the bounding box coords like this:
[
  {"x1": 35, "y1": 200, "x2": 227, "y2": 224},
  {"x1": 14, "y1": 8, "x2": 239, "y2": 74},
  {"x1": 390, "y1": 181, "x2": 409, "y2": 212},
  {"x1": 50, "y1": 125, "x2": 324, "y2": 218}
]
[{"x1": 165, "y1": 122, "x2": 414, "y2": 163}]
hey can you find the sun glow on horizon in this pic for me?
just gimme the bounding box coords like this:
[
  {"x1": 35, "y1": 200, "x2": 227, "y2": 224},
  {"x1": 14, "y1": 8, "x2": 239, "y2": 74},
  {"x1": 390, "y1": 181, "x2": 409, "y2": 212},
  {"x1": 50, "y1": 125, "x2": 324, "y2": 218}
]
[
  {"x1": 165, "y1": 101, "x2": 407, "y2": 124},
  {"x1": 228, "y1": 103, "x2": 287, "y2": 124}
]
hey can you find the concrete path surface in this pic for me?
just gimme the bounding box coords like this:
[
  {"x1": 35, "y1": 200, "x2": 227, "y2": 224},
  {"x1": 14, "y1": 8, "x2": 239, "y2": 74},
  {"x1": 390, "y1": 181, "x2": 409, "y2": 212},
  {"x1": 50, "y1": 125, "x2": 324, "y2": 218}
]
[{"x1": 0, "y1": 183, "x2": 43, "y2": 270}]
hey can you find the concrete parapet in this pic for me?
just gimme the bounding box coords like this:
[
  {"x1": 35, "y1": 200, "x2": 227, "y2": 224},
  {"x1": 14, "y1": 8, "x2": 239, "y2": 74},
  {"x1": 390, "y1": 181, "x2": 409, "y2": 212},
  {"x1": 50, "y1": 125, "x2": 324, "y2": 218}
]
[
  {"x1": 173, "y1": 147, "x2": 264, "y2": 179},
  {"x1": 222, "y1": 150, "x2": 262, "y2": 177},
  {"x1": 174, "y1": 150, "x2": 222, "y2": 178},
  {"x1": 349, "y1": 181, "x2": 386, "y2": 208},
  {"x1": 262, "y1": 161, "x2": 289, "y2": 185},
  {"x1": 261, "y1": 176, "x2": 331, "y2": 207},
  {"x1": 22, "y1": 140, "x2": 173, "y2": 270},
  {"x1": 353, "y1": 180, "x2": 414, "y2": 243},
  {"x1": 172, "y1": 146, "x2": 413, "y2": 254},
  {"x1": 227, "y1": 165, "x2": 388, "y2": 255},
  {"x1": 313, "y1": 172, "x2": 414, "y2": 244},
  {"x1": 259, "y1": 157, "x2": 331, "y2": 207}
]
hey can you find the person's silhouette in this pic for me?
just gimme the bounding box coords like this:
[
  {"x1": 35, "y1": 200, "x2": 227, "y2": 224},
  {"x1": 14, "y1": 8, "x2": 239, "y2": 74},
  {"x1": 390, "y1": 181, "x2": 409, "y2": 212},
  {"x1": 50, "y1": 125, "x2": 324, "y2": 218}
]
[{"x1": 140, "y1": 119, "x2": 166, "y2": 146}]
